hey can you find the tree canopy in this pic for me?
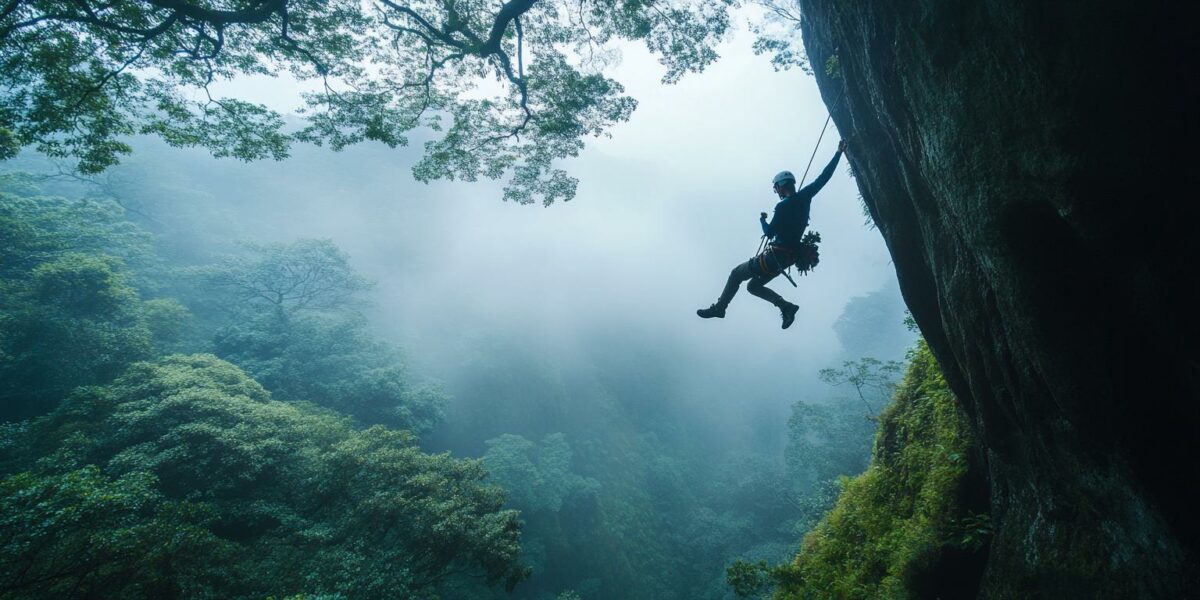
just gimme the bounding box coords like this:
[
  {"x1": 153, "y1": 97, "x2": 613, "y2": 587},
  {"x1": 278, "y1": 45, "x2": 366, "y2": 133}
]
[
  {"x1": 483, "y1": 432, "x2": 598, "y2": 514},
  {"x1": 202, "y1": 238, "x2": 372, "y2": 318},
  {"x1": 200, "y1": 238, "x2": 446, "y2": 432},
  {"x1": 0, "y1": 183, "x2": 184, "y2": 419},
  {"x1": 0, "y1": 181, "x2": 525, "y2": 599},
  {"x1": 1, "y1": 354, "x2": 528, "y2": 599},
  {"x1": 0, "y1": 0, "x2": 736, "y2": 204}
]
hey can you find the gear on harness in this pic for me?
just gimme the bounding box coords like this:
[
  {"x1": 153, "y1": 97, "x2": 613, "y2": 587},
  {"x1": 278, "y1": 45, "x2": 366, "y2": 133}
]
[
  {"x1": 755, "y1": 230, "x2": 822, "y2": 287},
  {"x1": 793, "y1": 230, "x2": 822, "y2": 275}
]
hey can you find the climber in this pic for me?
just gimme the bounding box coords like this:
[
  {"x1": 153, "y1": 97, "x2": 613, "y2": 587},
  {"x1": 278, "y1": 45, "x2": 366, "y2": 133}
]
[{"x1": 696, "y1": 140, "x2": 847, "y2": 329}]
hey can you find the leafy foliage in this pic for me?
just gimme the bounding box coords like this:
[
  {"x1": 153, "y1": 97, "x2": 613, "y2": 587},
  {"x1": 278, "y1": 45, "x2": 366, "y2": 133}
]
[
  {"x1": 726, "y1": 559, "x2": 773, "y2": 599},
  {"x1": 818, "y1": 357, "x2": 903, "y2": 416},
  {"x1": 823, "y1": 54, "x2": 839, "y2": 78},
  {"x1": 201, "y1": 239, "x2": 372, "y2": 318},
  {"x1": 774, "y1": 340, "x2": 979, "y2": 599},
  {"x1": 0, "y1": 180, "x2": 155, "y2": 278},
  {"x1": 0, "y1": 0, "x2": 735, "y2": 204},
  {"x1": 216, "y1": 313, "x2": 446, "y2": 432},
  {"x1": 0, "y1": 466, "x2": 224, "y2": 598},
  {"x1": 957, "y1": 512, "x2": 993, "y2": 551},
  {"x1": 0, "y1": 187, "x2": 183, "y2": 420},
  {"x1": 0, "y1": 182, "x2": 525, "y2": 598},
  {"x1": 784, "y1": 401, "x2": 874, "y2": 505},
  {"x1": 483, "y1": 433, "x2": 598, "y2": 514},
  {"x1": 792, "y1": 230, "x2": 821, "y2": 275},
  {"x1": 747, "y1": 0, "x2": 809, "y2": 73},
  {"x1": 720, "y1": 375, "x2": 882, "y2": 599},
  {"x1": 1, "y1": 354, "x2": 528, "y2": 599},
  {"x1": 0, "y1": 137, "x2": 922, "y2": 600},
  {"x1": 201, "y1": 239, "x2": 445, "y2": 432},
  {"x1": 0, "y1": 254, "x2": 152, "y2": 413}
]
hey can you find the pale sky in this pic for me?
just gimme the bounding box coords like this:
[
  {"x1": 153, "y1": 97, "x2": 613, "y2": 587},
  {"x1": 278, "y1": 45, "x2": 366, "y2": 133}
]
[{"x1": 174, "y1": 13, "x2": 902, "y2": 437}]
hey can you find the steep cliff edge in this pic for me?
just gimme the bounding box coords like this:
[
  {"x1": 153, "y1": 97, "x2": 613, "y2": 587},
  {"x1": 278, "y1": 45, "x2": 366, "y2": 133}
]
[
  {"x1": 797, "y1": 1, "x2": 1199, "y2": 597},
  {"x1": 778, "y1": 340, "x2": 985, "y2": 599}
]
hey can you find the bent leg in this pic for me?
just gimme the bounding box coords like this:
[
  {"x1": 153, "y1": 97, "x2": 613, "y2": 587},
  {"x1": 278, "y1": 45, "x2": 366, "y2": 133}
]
[
  {"x1": 746, "y1": 274, "x2": 788, "y2": 307},
  {"x1": 714, "y1": 260, "x2": 757, "y2": 309}
]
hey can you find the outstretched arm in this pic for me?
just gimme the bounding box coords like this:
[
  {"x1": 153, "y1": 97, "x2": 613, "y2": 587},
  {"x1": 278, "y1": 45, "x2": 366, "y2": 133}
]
[{"x1": 798, "y1": 140, "x2": 848, "y2": 197}]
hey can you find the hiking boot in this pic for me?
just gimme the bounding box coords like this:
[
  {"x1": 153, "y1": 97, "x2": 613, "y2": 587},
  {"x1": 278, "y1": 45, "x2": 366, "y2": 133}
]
[
  {"x1": 780, "y1": 303, "x2": 799, "y2": 329},
  {"x1": 697, "y1": 304, "x2": 726, "y2": 319}
]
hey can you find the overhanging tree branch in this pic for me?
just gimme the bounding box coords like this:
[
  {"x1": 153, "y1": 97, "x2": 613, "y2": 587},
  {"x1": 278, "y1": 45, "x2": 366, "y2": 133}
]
[{"x1": 1, "y1": 0, "x2": 737, "y2": 204}]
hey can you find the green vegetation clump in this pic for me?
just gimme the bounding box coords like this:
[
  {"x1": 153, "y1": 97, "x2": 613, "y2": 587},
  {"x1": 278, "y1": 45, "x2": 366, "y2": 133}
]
[
  {"x1": 2, "y1": 156, "x2": 918, "y2": 598},
  {"x1": 774, "y1": 340, "x2": 979, "y2": 599},
  {"x1": 0, "y1": 183, "x2": 528, "y2": 599},
  {"x1": 1, "y1": 354, "x2": 528, "y2": 599},
  {"x1": 0, "y1": 188, "x2": 170, "y2": 420}
]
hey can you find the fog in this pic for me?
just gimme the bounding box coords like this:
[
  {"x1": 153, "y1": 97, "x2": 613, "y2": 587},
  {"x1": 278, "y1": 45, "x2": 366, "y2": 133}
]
[
  {"x1": 3, "y1": 22, "x2": 913, "y2": 599},
  {"x1": 105, "y1": 31, "x2": 902, "y2": 442}
]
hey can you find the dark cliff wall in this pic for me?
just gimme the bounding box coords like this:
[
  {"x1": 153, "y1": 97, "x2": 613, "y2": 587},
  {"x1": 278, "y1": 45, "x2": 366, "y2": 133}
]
[{"x1": 797, "y1": 1, "x2": 1199, "y2": 597}]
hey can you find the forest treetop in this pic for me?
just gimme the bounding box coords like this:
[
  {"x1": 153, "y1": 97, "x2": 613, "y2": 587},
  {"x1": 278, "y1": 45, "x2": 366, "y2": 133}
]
[{"x1": 0, "y1": 0, "x2": 742, "y2": 205}]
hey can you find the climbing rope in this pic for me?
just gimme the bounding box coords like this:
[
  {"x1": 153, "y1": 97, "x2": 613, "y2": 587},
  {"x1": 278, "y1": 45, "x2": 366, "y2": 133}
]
[{"x1": 798, "y1": 113, "x2": 833, "y2": 188}]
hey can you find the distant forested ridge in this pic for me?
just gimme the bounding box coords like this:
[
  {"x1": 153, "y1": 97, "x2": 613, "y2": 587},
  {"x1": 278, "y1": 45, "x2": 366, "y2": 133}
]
[
  {"x1": 0, "y1": 179, "x2": 528, "y2": 598},
  {"x1": 0, "y1": 2, "x2": 935, "y2": 595},
  {"x1": 0, "y1": 164, "x2": 909, "y2": 599},
  {"x1": 6, "y1": 0, "x2": 1190, "y2": 596}
]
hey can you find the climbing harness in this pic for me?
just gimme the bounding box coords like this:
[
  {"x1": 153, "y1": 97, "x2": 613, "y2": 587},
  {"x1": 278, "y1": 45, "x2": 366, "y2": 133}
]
[
  {"x1": 755, "y1": 231, "x2": 822, "y2": 286},
  {"x1": 757, "y1": 245, "x2": 799, "y2": 286}
]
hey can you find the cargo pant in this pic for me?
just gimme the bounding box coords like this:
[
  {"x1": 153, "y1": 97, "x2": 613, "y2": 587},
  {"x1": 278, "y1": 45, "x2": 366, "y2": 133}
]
[{"x1": 713, "y1": 245, "x2": 798, "y2": 310}]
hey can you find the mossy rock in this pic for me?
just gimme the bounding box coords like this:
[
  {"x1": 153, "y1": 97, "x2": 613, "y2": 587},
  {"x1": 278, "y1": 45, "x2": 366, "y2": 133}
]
[{"x1": 775, "y1": 340, "x2": 986, "y2": 599}]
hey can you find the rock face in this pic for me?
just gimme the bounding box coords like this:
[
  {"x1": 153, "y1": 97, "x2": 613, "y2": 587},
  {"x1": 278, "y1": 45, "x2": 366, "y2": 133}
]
[{"x1": 797, "y1": 1, "x2": 1199, "y2": 597}]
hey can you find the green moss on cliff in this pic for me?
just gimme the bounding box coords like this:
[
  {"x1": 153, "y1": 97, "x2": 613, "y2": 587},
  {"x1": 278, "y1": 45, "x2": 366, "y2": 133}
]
[{"x1": 776, "y1": 340, "x2": 981, "y2": 599}]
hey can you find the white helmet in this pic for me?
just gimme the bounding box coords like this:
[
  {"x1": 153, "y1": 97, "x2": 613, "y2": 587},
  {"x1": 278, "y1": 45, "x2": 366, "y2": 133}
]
[{"x1": 772, "y1": 170, "x2": 795, "y2": 186}]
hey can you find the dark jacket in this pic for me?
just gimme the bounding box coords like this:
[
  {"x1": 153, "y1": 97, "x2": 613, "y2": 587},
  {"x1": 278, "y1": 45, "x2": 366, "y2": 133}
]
[{"x1": 761, "y1": 150, "x2": 842, "y2": 247}]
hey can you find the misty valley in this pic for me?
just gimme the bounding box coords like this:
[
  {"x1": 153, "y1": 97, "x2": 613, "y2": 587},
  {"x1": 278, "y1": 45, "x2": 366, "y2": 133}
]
[
  {"x1": 1, "y1": 138, "x2": 927, "y2": 598},
  {"x1": 2, "y1": 1, "x2": 1195, "y2": 598}
]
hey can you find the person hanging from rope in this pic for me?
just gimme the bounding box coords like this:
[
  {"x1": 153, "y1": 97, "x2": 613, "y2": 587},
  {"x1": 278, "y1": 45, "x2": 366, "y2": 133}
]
[{"x1": 697, "y1": 139, "x2": 848, "y2": 329}]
